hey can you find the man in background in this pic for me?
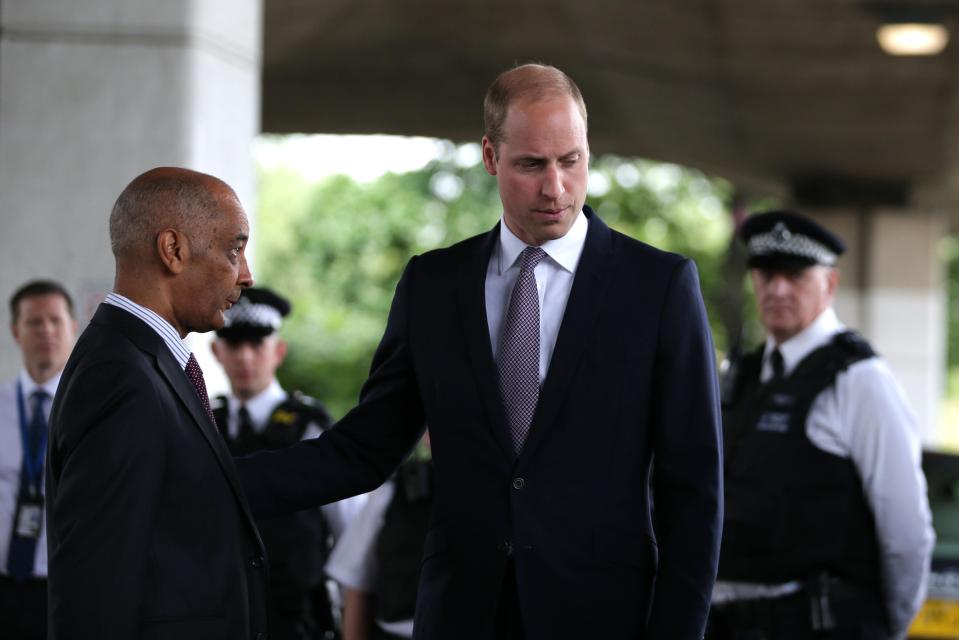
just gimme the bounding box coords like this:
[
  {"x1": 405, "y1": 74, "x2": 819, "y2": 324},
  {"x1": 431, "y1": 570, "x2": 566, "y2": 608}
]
[
  {"x1": 710, "y1": 210, "x2": 934, "y2": 639},
  {"x1": 212, "y1": 286, "x2": 363, "y2": 639},
  {"x1": 0, "y1": 280, "x2": 76, "y2": 640}
]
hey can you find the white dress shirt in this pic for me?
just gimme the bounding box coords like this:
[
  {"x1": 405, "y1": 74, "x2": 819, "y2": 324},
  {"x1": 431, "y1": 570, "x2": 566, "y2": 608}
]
[
  {"x1": 485, "y1": 211, "x2": 589, "y2": 382},
  {"x1": 222, "y1": 379, "x2": 289, "y2": 440},
  {"x1": 714, "y1": 307, "x2": 935, "y2": 637},
  {"x1": 0, "y1": 369, "x2": 61, "y2": 578},
  {"x1": 325, "y1": 480, "x2": 412, "y2": 637}
]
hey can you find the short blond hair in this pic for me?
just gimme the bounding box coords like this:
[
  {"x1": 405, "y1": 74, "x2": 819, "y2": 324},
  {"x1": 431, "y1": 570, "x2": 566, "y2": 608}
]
[{"x1": 483, "y1": 63, "x2": 588, "y2": 151}]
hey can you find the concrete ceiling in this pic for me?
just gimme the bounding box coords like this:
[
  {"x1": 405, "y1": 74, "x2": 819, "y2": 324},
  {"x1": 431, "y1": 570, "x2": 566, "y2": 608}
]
[{"x1": 262, "y1": 0, "x2": 959, "y2": 205}]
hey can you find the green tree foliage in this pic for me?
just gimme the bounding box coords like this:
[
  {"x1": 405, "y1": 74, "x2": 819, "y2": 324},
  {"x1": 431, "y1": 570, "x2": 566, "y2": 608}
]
[{"x1": 256, "y1": 145, "x2": 741, "y2": 418}]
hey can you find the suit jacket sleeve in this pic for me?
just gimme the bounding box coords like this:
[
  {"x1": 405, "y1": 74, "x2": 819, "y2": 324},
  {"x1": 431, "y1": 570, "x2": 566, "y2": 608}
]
[
  {"x1": 47, "y1": 359, "x2": 170, "y2": 640},
  {"x1": 646, "y1": 258, "x2": 723, "y2": 638},
  {"x1": 237, "y1": 258, "x2": 427, "y2": 518}
]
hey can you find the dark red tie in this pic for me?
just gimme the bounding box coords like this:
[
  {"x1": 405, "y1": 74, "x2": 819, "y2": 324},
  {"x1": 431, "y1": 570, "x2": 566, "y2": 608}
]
[{"x1": 185, "y1": 353, "x2": 216, "y2": 426}]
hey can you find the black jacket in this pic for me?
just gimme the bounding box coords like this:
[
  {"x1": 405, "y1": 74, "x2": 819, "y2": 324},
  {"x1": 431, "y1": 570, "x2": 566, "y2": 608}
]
[
  {"x1": 238, "y1": 209, "x2": 724, "y2": 639},
  {"x1": 47, "y1": 304, "x2": 269, "y2": 640}
]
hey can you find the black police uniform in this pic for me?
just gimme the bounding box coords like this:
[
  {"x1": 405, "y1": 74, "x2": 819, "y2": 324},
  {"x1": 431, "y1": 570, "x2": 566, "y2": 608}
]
[
  {"x1": 213, "y1": 392, "x2": 338, "y2": 640},
  {"x1": 707, "y1": 210, "x2": 894, "y2": 640},
  {"x1": 713, "y1": 334, "x2": 890, "y2": 638},
  {"x1": 371, "y1": 458, "x2": 433, "y2": 640}
]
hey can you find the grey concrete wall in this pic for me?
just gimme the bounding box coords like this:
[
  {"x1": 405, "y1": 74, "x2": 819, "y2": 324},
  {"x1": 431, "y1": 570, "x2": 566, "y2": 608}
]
[
  {"x1": 0, "y1": 0, "x2": 262, "y2": 392},
  {"x1": 812, "y1": 208, "x2": 946, "y2": 444}
]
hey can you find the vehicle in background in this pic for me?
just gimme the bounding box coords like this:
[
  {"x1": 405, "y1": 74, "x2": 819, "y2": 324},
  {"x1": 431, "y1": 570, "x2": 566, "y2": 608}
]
[{"x1": 909, "y1": 450, "x2": 959, "y2": 639}]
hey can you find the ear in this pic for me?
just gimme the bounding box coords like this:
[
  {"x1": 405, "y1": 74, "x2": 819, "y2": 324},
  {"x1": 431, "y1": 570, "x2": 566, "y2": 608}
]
[
  {"x1": 156, "y1": 228, "x2": 189, "y2": 275},
  {"x1": 10, "y1": 322, "x2": 20, "y2": 344},
  {"x1": 481, "y1": 136, "x2": 498, "y2": 176},
  {"x1": 825, "y1": 267, "x2": 840, "y2": 298},
  {"x1": 275, "y1": 338, "x2": 288, "y2": 366}
]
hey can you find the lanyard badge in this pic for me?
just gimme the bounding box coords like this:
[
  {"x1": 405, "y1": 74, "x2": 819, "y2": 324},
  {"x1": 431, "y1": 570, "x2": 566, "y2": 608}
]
[{"x1": 14, "y1": 381, "x2": 48, "y2": 539}]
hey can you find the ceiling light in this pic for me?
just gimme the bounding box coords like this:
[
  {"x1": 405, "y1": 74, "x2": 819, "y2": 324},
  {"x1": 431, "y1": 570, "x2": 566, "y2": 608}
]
[{"x1": 876, "y1": 22, "x2": 949, "y2": 55}]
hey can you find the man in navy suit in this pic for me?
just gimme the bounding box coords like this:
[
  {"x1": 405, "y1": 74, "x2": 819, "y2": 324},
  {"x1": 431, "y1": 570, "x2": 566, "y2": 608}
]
[
  {"x1": 239, "y1": 63, "x2": 723, "y2": 639},
  {"x1": 46, "y1": 167, "x2": 266, "y2": 640}
]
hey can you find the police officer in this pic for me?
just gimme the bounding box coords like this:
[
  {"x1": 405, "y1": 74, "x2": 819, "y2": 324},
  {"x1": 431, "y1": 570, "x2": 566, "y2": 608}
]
[
  {"x1": 708, "y1": 210, "x2": 935, "y2": 639},
  {"x1": 212, "y1": 287, "x2": 355, "y2": 640}
]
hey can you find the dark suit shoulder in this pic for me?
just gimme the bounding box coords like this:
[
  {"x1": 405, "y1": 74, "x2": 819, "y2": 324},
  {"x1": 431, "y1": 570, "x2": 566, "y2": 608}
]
[
  {"x1": 62, "y1": 311, "x2": 158, "y2": 382},
  {"x1": 607, "y1": 226, "x2": 688, "y2": 270},
  {"x1": 410, "y1": 228, "x2": 492, "y2": 268}
]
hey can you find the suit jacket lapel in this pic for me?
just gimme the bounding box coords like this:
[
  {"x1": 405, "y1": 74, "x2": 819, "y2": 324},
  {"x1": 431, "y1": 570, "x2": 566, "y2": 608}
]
[
  {"x1": 455, "y1": 224, "x2": 516, "y2": 460},
  {"x1": 92, "y1": 304, "x2": 266, "y2": 553},
  {"x1": 518, "y1": 208, "x2": 614, "y2": 467}
]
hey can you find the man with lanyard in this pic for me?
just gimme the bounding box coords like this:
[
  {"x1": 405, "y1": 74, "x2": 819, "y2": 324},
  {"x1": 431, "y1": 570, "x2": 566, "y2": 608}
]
[
  {"x1": 708, "y1": 210, "x2": 935, "y2": 639},
  {"x1": 211, "y1": 286, "x2": 364, "y2": 640},
  {"x1": 0, "y1": 280, "x2": 77, "y2": 639}
]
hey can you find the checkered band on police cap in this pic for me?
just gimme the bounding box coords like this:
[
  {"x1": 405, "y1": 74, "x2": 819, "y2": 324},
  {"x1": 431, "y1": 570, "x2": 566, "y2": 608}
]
[
  {"x1": 218, "y1": 287, "x2": 291, "y2": 339},
  {"x1": 748, "y1": 222, "x2": 837, "y2": 266},
  {"x1": 223, "y1": 296, "x2": 283, "y2": 330},
  {"x1": 740, "y1": 210, "x2": 846, "y2": 269}
]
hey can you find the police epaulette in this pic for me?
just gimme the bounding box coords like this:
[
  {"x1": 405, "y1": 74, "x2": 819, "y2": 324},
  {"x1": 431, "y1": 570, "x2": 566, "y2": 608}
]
[
  {"x1": 832, "y1": 331, "x2": 876, "y2": 362},
  {"x1": 282, "y1": 392, "x2": 333, "y2": 426}
]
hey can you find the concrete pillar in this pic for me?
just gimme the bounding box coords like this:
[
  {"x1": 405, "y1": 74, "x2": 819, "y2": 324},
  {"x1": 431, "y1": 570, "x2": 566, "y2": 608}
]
[
  {"x1": 809, "y1": 208, "x2": 946, "y2": 445},
  {"x1": 0, "y1": 0, "x2": 262, "y2": 392}
]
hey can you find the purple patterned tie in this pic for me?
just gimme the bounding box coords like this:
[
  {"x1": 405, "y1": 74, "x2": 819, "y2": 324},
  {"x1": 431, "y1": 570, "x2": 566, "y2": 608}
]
[
  {"x1": 497, "y1": 246, "x2": 547, "y2": 454},
  {"x1": 185, "y1": 353, "x2": 216, "y2": 426}
]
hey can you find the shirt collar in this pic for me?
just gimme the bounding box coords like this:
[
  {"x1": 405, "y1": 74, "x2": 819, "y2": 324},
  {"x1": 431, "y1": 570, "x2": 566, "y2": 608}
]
[
  {"x1": 104, "y1": 292, "x2": 191, "y2": 369},
  {"x1": 496, "y1": 209, "x2": 589, "y2": 275},
  {"x1": 764, "y1": 307, "x2": 843, "y2": 376},
  {"x1": 229, "y1": 378, "x2": 286, "y2": 428},
  {"x1": 18, "y1": 368, "x2": 62, "y2": 399}
]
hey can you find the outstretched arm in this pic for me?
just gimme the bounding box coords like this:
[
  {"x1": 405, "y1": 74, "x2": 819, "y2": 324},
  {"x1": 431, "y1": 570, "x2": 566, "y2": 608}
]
[{"x1": 236, "y1": 258, "x2": 426, "y2": 518}]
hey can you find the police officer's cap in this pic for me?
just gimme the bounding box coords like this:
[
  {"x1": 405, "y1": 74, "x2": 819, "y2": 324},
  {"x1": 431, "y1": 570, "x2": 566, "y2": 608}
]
[
  {"x1": 740, "y1": 210, "x2": 846, "y2": 270},
  {"x1": 216, "y1": 287, "x2": 291, "y2": 342}
]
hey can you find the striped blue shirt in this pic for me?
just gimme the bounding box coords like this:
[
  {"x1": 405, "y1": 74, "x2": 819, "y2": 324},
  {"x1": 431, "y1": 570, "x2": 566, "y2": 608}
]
[{"x1": 103, "y1": 293, "x2": 191, "y2": 370}]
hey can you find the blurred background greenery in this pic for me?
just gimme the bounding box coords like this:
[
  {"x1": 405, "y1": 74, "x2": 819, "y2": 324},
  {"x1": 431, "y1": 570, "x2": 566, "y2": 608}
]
[{"x1": 255, "y1": 137, "x2": 959, "y2": 426}]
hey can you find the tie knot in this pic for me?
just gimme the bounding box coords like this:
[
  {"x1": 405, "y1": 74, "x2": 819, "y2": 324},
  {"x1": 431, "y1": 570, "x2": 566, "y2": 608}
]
[{"x1": 521, "y1": 247, "x2": 547, "y2": 271}]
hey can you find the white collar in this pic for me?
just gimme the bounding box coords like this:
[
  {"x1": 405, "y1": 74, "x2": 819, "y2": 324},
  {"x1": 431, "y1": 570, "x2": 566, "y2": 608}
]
[
  {"x1": 104, "y1": 292, "x2": 191, "y2": 369},
  {"x1": 228, "y1": 378, "x2": 287, "y2": 427},
  {"x1": 496, "y1": 209, "x2": 588, "y2": 275},
  {"x1": 18, "y1": 368, "x2": 62, "y2": 399},
  {"x1": 764, "y1": 307, "x2": 844, "y2": 376}
]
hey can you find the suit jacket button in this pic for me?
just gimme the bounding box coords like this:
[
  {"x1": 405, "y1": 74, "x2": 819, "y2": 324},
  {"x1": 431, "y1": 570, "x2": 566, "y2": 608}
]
[
  {"x1": 512, "y1": 477, "x2": 525, "y2": 490},
  {"x1": 251, "y1": 556, "x2": 261, "y2": 568}
]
